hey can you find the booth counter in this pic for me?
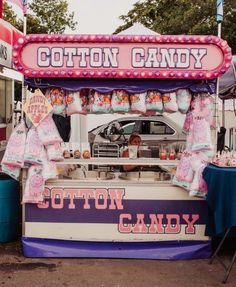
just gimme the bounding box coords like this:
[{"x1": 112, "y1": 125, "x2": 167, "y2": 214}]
[{"x1": 22, "y1": 158, "x2": 210, "y2": 259}]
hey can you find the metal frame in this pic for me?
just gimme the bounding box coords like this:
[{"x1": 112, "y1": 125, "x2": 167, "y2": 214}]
[{"x1": 209, "y1": 227, "x2": 236, "y2": 284}]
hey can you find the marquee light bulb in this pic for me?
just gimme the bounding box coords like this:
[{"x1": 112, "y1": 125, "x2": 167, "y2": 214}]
[{"x1": 18, "y1": 38, "x2": 24, "y2": 44}]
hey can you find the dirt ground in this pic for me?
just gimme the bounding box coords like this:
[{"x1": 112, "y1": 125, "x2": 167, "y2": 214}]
[{"x1": 0, "y1": 240, "x2": 235, "y2": 287}]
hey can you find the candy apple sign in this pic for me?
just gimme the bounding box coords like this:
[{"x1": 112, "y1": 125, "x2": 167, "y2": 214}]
[{"x1": 13, "y1": 34, "x2": 232, "y2": 79}]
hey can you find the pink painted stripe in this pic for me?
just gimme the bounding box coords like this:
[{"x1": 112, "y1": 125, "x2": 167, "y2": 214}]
[{"x1": 0, "y1": 22, "x2": 12, "y2": 44}]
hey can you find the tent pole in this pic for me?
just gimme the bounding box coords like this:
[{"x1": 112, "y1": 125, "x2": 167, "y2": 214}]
[
  {"x1": 214, "y1": 23, "x2": 222, "y2": 152},
  {"x1": 222, "y1": 99, "x2": 225, "y2": 127},
  {"x1": 21, "y1": 15, "x2": 27, "y2": 119}
]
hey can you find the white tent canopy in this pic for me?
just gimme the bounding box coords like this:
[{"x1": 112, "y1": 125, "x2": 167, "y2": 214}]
[{"x1": 118, "y1": 23, "x2": 160, "y2": 35}]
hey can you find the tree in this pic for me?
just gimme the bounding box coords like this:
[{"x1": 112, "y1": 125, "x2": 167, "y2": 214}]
[
  {"x1": 3, "y1": 0, "x2": 77, "y2": 34},
  {"x1": 28, "y1": 0, "x2": 77, "y2": 34},
  {"x1": 114, "y1": 0, "x2": 236, "y2": 54},
  {"x1": 3, "y1": 2, "x2": 22, "y2": 31}
]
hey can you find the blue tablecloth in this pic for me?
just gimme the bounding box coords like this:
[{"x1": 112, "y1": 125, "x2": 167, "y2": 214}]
[{"x1": 203, "y1": 165, "x2": 236, "y2": 236}]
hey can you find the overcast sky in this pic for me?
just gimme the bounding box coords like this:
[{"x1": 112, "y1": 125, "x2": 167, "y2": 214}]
[{"x1": 66, "y1": 0, "x2": 138, "y2": 34}]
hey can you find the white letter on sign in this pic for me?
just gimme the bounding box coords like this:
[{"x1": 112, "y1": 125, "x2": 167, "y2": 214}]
[
  {"x1": 64, "y1": 47, "x2": 77, "y2": 67},
  {"x1": 51, "y1": 47, "x2": 63, "y2": 67},
  {"x1": 77, "y1": 48, "x2": 89, "y2": 67},
  {"x1": 176, "y1": 49, "x2": 190, "y2": 68},
  {"x1": 103, "y1": 48, "x2": 119, "y2": 67},
  {"x1": 132, "y1": 48, "x2": 145, "y2": 67},
  {"x1": 191, "y1": 48, "x2": 207, "y2": 69},
  {"x1": 145, "y1": 48, "x2": 159, "y2": 68},
  {"x1": 160, "y1": 48, "x2": 175, "y2": 68},
  {"x1": 90, "y1": 48, "x2": 103, "y2": 67},
  {"x1": 38, "y1": 47, "x2": 50, "y2": 67}
]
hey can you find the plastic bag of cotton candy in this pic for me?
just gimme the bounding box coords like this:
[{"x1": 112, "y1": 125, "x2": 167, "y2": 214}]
[
  {"x1": 36, "y1": 115, "x2": 62, "y2": 146},
  {"x1": 45, "y1": 88, "x2": 66, "y2": 116},
  {"x1": 1, "y1": 120, "x2": 27, "y2": 169},
  {"x1": 176, "y1": 89, "x2": 192, "y2": 114}
]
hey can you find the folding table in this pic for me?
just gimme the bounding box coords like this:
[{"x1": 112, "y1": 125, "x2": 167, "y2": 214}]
[{"x1": 203, "y1": 165, "x2": 236, "y2": 283}]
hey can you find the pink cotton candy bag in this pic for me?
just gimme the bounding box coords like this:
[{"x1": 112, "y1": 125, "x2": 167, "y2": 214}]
[
  {"x1": 1, "y1": 163, "x2": 21, "y2": 181},
  {"x1": 46, "y1": 142, "x2": 63, "y2": 161},
  {"x1": 176, "y1": 89, "x2": 192, "y2": 114},
  {"x1": 22, "y1": 165, "x2": 45, "y2": 204},
  {"x1": 66, "y1": 91, "x2": 83, "y2": 115},
  {"x1": 189, "y1": 153, "x2": 209, "y2": 197},
  {"x1": 191, "y1": 116, "x2": 212, "y2": 151},
  {"x1": 45, "y1": 88, "x2": 66, "y2": 115},
  {"x1": 89, "y1": 91, "x2": 111, "y2": 113},
  {"x1": 111, "y1": 90, "x2": 130, "y2": 113},
  {"x1": 130, "y1": 93, "x2": 146, "y2": 114},
  {"x1": 174, "y1": 150, "x2": 194, "y2": 183},
  {"x1": 1, "y1": 120, "x2": 27, "y2": 168},
  {"x1": 41, "y1": 148, "x2": 58, "y2": 180},
  {"x1": 24, "y1": 128, "x2": 44, "y2": 165},
  {"x1": 36, "y1": 115, "x2": 62, "y2": 145},
  {"x1": 173, "y1": 150, "x2": 194, "y2": 190},
  {"x1": 162, "y1": 92, "x2": 178, "y2": 113},
  {"x1": 146, "y1": 91, "x2": 163, "y2": 112},
  {"x1": 200, "y1": 94, "x2": 215, "y2": 128},
  {"x1": 183, "y1": 111, "x2": 193, "y2": 133}
]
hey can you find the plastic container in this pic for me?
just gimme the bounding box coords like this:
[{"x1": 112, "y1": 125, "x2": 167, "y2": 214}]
[{"x1": 0, "y1": 173, "x2": 20, "y2": 243}]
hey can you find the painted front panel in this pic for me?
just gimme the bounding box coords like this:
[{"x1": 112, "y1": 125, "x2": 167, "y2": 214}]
[{"x1": 24, "y1": 184, "x2": 209, "y2": 242}]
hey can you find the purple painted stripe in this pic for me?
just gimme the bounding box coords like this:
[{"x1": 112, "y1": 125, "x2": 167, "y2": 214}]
[
  {"x1": 25, "y1": 78, "x2": 216, "y2": 94},
  {"x1": 22, "y1": 237, "x2": 211, "y2": 259},
  {"x1": 25, "y1": 199, "x2": 208, "y2": 224}
]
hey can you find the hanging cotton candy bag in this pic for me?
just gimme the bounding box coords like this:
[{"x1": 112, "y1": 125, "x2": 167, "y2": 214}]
[
  {"x1": 1, "y1": 120, "x2": 27, "y2": 168},
  {"x1": 66, "y1": 91, "x2": 83, "y2": 115},
  {"x1": 89, "y1": 91, "x2": 111, "y2": 113},
  {"x1": 41, "y1": 148, "x2": 58, "y2": 180},
  {"x1": 200, "y1": 94, "x2": 215, "y2": 128},
  {"x1": 1, "y1": 164, "x2": 21, "y2": 181},
  {"x1": 162, "y1": 92, "x2": 178, "y2": 113},
  {"x1": 189, "y1": 153, "x2": 209, "y2": 198},
  {"x1": 146, "y1": 91, "x2": 163, "y2": 112},
  {"x1": 22, "y1": 165, "x2": 45, "y2": 204},
  {"x1": 191, "y1": 116, "x2": 212, "y2": 151},
  {"x1": 176, "y1": 89, "x2": 192, "y2": 114},
  {"x1": 37, "y1": 115, "x2": 62, "y2": 146},
  {"x1": 130, "y1": 93, "x2": 146, "y2": 114},
  {"x1": 79, "y1": 89, "x2": 89, "y2": 114},
  {"x1": 183, "y1": 111, "x2": 193, "y2": 133},
  {"x1": 172, "y1": 150, "x2": 194, "y2": 190},
  {"x1": 45, "y1": 88, "x2": 66, "y2": 115},
  {"x1": 24, "y1": 128, "x2": 44, "y2": 165},
  {"x1": 46, "y1": 142, "x2": 63, "y2": 161},
  {"x1": 111, "y1": 90, "x2": 130, "y2": 113}
]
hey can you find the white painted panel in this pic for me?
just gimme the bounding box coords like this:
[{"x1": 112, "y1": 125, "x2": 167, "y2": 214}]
[{"x1": 24, "y1": 222, "x2": 208, "y2": 242}]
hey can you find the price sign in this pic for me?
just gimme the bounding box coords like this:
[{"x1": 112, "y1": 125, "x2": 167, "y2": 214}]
[{"x1": 23, "y1": 89, "x2": 52, "y2": 126}]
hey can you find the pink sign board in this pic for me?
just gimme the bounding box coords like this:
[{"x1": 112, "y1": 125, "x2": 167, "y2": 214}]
[
  {"x1": 13, "y1": 34, "x2": 232, "y2": 79},
  {"x1": 23, "y1": 89, "x2": 52, "y2": 126}
]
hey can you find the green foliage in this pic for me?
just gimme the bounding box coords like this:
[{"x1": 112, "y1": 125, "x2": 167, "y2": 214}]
[
  {"x1": 3, "y1": 2, "x2": 23, "y2": 31},
  {"x1": 3, "y1": 0, "x2": 77, "y2": 34},
  {"x1": 115, "y1": 0, "x2": 236, "y2": 54},
  {"x1": 28, "y1": 0, "x2": 77, "y2": 34}
]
